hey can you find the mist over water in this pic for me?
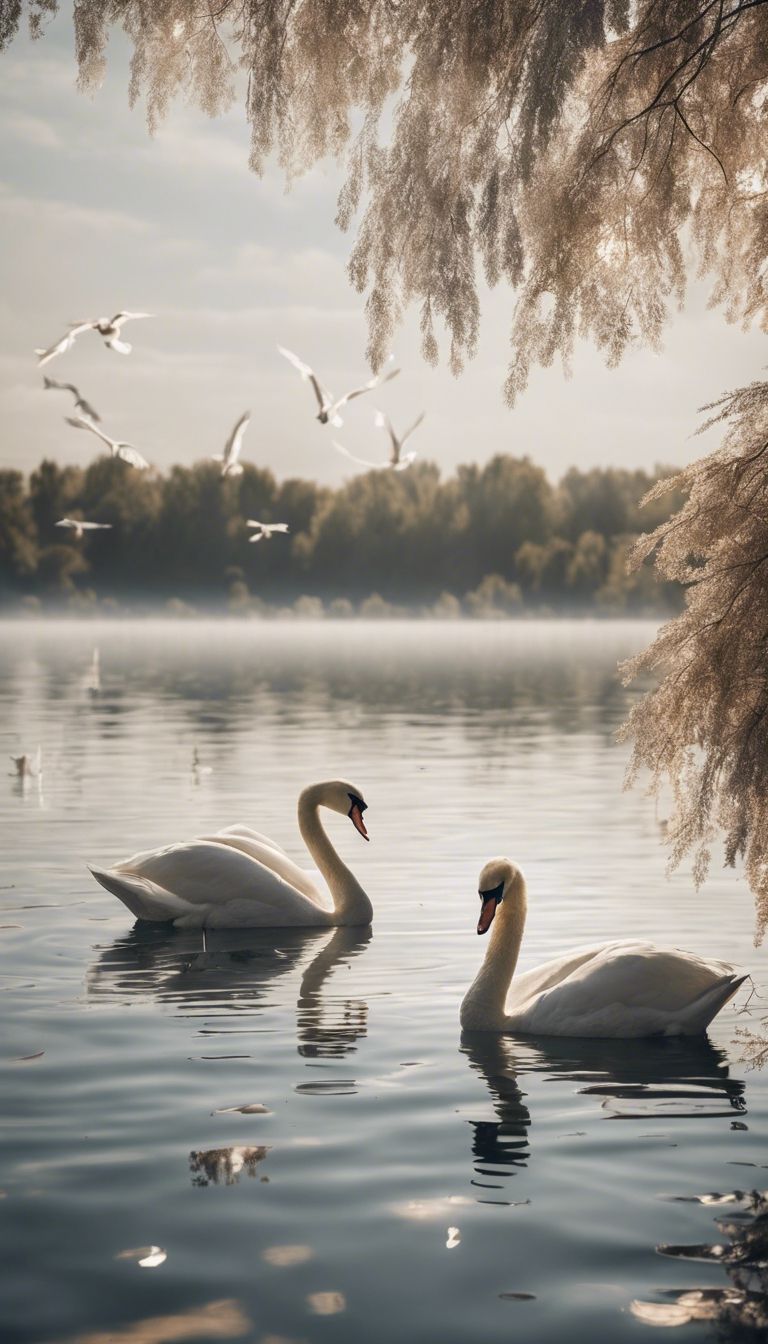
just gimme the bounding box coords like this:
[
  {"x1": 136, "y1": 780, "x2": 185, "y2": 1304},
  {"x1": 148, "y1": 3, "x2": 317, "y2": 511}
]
[{"x1": 1, "y1": 621, "x2": 764, "y2": 1344}]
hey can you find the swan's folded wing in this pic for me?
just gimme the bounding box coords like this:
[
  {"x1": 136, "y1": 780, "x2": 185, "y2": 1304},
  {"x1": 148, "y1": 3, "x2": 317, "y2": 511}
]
[
  {"x1": 199, "y1": 831, "x2": 326, "y2": 906},
  {"x1": 507, "y1": 941, "x2": 740, "y2": 1037},
  {"x1": 214, "y1": 825, "x2": 289, "y2": 856},
  {"x1": 116, "y1": 840, "x2": 328, "y2": 922},
  {"x1": 510, "y1": 941, "x2": 618, "y2": 1003}
]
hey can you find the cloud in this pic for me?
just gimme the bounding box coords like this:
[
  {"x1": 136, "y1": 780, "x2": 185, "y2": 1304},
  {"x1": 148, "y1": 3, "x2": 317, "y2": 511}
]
[
  {"x1": 2, "y1": 113, "x2": 61, "y2": 148},
  {"x1": 0, "y1": 181, "x2": 149, "y2": 234}
]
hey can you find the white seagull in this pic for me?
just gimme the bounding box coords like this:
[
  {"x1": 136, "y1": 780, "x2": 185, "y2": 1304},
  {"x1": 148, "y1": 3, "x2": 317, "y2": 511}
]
[
  {"x1": 278, "y1": 346, "x2": 400, "y2": 427},
  {"x1": 374, "y1": 408, "x2": 425, "y2": 469},
  {"x1": 247, "y1": 520, "x2": 290, "y2": 543},
  {"x1": 43, "y1": 376, "x2": 101, "y2": 422},
  {"x1": 334, "y1": 409, "x2": 425, "y2": 473},
  {"x1": 55, "y1": 518, "x2": 113, "y2": 540},
  {"x1": 213, "y1": 413, "x2": 250, "y2": 477},
  {"x1": 35, "y1": 312, "x2": 152, "y2": 365},
  {"x1": 66, "y1": 414, "x2": 150, "y2": 470}
]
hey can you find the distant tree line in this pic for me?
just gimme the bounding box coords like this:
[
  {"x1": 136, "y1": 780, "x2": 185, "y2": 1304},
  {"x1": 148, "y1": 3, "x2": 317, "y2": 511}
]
[{"x1": 0, "y1": 455, "x2": 685, "y2": 616}]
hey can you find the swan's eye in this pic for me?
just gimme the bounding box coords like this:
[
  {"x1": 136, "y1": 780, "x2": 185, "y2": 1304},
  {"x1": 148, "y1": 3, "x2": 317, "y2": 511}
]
[
  {"x1": 348, "y1": 792, "x2": 367, "y2": 813},
  {"x1": 478, "y1": 881, "x2": 505, "y2": 903}
]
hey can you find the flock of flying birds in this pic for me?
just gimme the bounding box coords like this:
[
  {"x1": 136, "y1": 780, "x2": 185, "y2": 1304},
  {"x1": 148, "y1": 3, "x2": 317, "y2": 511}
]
[{"x1": 36, "y1": 313, "x2": 426, "y2": 543}]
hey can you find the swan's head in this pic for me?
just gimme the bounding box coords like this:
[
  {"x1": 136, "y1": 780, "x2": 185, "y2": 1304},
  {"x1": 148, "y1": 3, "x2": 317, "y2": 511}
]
[
  {"x1": 476, "y1": 858, "x2": 519, "y2": 935},
  {"x1": 322, "y1": 780, "x2": 370, "y2": 840}
]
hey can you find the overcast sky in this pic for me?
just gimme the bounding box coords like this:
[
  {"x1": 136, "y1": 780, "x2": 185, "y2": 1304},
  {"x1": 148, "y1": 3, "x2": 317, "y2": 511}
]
[{"x1": 1, "y1": 9, "x2": 766, "y2": 487}]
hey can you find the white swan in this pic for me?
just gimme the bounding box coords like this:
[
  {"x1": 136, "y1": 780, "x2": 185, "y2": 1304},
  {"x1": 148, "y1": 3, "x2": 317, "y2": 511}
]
[
  {"x1": 88, "y1": 780, "x2": 372, "y2": 929},
  {"x1": 460, "y1": 859, "x2": 747, "y2": 1039}
]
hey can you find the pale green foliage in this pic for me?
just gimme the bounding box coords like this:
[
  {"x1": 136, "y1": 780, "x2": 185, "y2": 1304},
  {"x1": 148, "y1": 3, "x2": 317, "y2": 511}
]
[
  {"x1": 4, "y1": 2, "x2": 768, "y2": 391},
  {"x1": 620, "y1": 380, "x2": 768, "y2": 941}
]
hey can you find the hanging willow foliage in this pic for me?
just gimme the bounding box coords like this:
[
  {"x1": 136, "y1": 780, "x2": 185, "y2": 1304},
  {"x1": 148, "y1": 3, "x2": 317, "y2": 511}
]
[
  {"x1": 2, "y1": 1, "x2": 768, "y2": 389},
  {"x1": 620, "y1": 381, "x2": 768, "y2": 942}
]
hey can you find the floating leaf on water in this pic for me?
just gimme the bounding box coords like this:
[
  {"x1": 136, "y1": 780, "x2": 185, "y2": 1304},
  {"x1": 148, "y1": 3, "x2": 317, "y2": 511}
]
[
  {"x1": 262, "y1": 1244, "x2": 314, "y2": 1268},
  {"x1": 214, "y1": 1103, "x2": 271, "y2": 1116},
  {"x1": 446, "y1": 1226, "x2": 460, "y2": 1249},
  {"x1": 307, "y1": 1291, "x2": 346, "y2": 1316},
  {"x1": 499, "y1": 1292, "x2": 536, "y2": 1301},
  {"x1": 116, "y1": 1245, "x2": 167, "y2": 1268}
]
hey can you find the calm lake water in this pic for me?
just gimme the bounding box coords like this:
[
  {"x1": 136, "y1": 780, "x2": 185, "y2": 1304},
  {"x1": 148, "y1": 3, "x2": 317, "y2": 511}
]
[{"x1": 1, "y1": 620, "x2": 765, "y2": 1344}]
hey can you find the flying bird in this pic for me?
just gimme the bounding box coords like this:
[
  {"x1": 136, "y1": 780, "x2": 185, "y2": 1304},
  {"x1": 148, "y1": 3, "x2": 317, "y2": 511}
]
[
  {"x1": 213, "y1": 413, "x2": 250, "y2": 477},
  {"x1": 278, "y1": 346, "x2": 399, "y2": 427},
  {"x1": 35, "y1": 322, "x2": 96, "y2": 367},
  {"x1": 35, "y1": 312, "x2": 152, "y2": 365},
  {"x1": 65, "y1": 414, "x2": 150, "y2": 470},
  {"x1": 55, "y1": 518, "x2": 113, "y2": 540},
  {"x1": 374, "y1": 408, "x2": 425, "y2": 470},
  {"x1": 43, "y1": 377, "x2": 101, "y2": 421},
  {"x1": 333, "y1": 409, "x2": 425, "y2": 473},
  {"x1": 247, "y1": 520, "x2": 290, "y2": 543}
]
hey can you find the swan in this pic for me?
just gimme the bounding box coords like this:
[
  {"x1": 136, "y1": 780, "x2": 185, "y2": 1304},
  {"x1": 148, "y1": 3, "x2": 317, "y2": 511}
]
[
  {"x1": 88, "y1": 780, "x2": 372, "y2": 929},
  {"x1": 460, "y1": 858, "x2": 747, "y2": 1038}
]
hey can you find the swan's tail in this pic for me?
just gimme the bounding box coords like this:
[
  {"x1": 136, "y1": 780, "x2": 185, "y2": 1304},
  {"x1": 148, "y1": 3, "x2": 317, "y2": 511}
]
[
  {"x1": 87, "y1": 864, "x2": 190, "y2": 923},
  {"x1": 674, "y1": 973, "x2": 749, "y2": 1035}
]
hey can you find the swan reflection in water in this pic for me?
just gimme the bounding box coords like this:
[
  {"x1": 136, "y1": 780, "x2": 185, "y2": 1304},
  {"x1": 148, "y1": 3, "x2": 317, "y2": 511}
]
[
  {"x1": 89, "y1": 924, "x2": 371, "y2": 1188},
  {"x1": 87, "y1": 922, "x2": 371, "y2": 1057},
  {"x1": 461, "y1": 1031, "x2": 747, "y2": 1193}
]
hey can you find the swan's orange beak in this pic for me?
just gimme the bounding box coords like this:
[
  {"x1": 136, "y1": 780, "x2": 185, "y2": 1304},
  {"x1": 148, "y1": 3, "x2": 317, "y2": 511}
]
[
  {"x1": 477, "y1": 880, "x2": 505, "y2": 934},
  {"x1": 477, "y1": 893, "x2": 499, "y2": 935},
  {"x1": 349, "y1": 802, "x2": 369, "y2": 840}
]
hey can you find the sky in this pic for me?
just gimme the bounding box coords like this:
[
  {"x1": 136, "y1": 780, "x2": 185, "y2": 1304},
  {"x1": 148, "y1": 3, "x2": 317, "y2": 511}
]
[{"x1": 1, "y1": 9, "x2": 766, "y2": 487}]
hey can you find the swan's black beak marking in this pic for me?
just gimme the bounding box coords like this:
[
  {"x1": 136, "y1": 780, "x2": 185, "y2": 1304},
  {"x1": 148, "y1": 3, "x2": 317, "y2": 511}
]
[
  {"x1": 348, "y1": 793, "x2": 369, "y2": 841},
  {"x1": 477, "y1": 881, "x2": 504, "y2": 935}
]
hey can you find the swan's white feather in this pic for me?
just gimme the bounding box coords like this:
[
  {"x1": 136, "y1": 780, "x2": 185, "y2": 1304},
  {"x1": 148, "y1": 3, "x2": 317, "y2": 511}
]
[
  {"x1": 505, "y1": 940, "x2": 743, "y2": 1038},
  {"x1": 198, "y1": 831, "x2": 326, "y2": 905},
  {"x1": 90, "y1": 840, "x2": 332, "y2": 928}
]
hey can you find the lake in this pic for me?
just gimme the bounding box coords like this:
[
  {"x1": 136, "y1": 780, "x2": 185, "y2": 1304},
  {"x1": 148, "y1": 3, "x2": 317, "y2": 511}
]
[{"x1": 1, "y1": 620, "x2": 765, "y2": 1344}]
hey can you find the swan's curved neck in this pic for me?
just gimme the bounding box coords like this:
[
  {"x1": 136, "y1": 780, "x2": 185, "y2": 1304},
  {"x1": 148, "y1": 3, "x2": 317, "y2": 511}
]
[
  {"x1": 462, "y1": 873, "x2": 527, "y2": 1029},
  {"x1": 298, "y1": 786, "x2": 373, "y2": 926}
]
